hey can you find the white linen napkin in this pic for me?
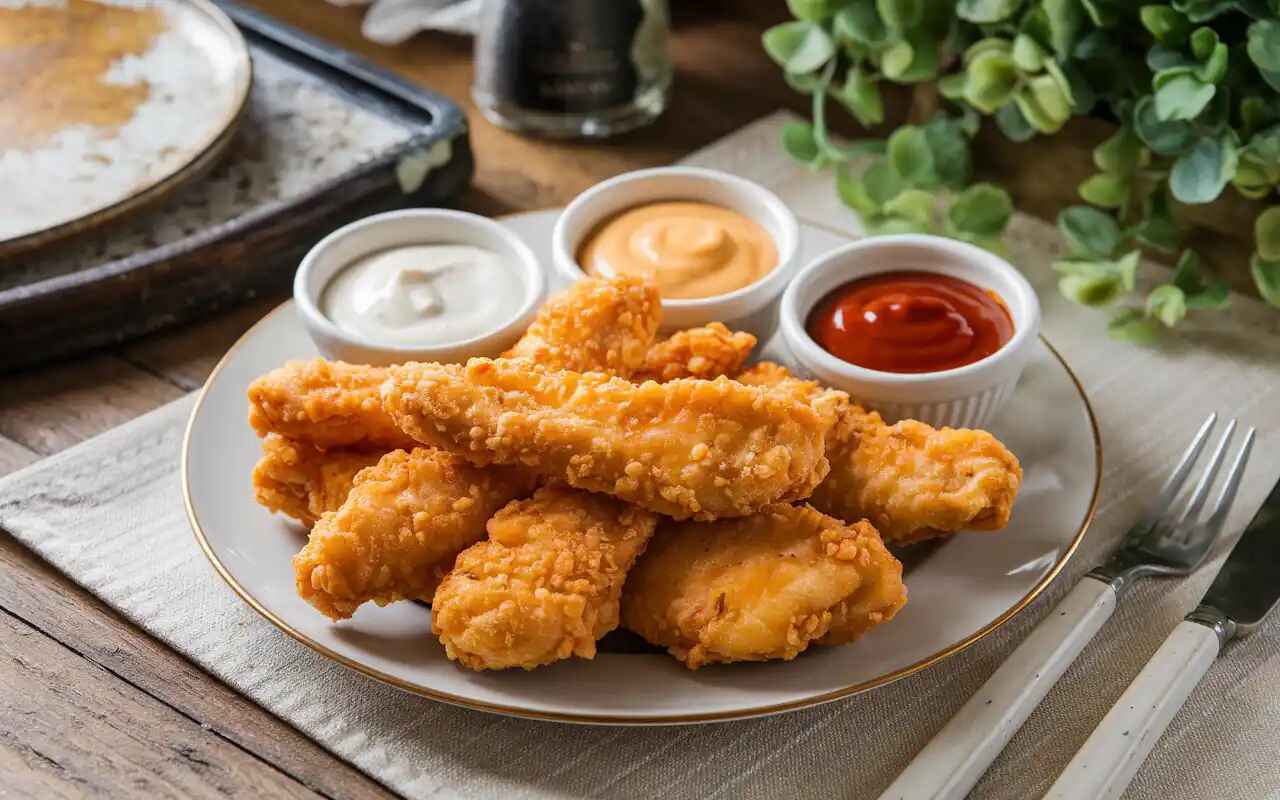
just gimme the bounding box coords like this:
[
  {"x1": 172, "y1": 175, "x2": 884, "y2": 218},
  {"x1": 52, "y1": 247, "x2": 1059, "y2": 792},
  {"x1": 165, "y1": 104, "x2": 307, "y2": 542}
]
[{"x1": 4, "y1": 112, "x2": 1280, "y2": 799}]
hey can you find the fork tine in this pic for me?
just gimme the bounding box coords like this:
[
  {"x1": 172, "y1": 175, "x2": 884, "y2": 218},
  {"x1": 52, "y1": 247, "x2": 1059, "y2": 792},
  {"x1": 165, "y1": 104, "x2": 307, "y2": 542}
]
[
  {"x1": 1177, "y1": 418, "x2": 1238, "y2": 523},
  {"x1": 1135, "y1": 412, "x2": 1217, "y2": 533},
  {"x1": 1202, "y1": 427, "x2": 1256, "y2": 534}
]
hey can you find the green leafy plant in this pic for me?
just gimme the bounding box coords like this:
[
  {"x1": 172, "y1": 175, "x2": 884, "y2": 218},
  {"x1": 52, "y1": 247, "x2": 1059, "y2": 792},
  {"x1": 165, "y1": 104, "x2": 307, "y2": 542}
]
[{"x1": 766, "y1": 0, "x2": 1280, "y2": 341}]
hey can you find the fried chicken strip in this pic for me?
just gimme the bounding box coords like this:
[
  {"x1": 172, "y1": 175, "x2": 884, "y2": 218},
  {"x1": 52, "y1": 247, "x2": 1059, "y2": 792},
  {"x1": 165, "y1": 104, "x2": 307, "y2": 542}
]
[
  {"x1": 293, "y1": 448, "x2": 537, "y2": 620},
  {"x1": 632, "y1": 322, "x2": 757, "y2": 383},
  {"x1": 382, "y1": 359, "x2": 831, "y2": 520},
  {"x1": 621, "y1": 503, "x2": 906, "y2": 668},
  {"x1": 248, "y1": 360, "x2": 416, "y2": 450},
  {"x1": 503, "y1": 276, "x2": 661, "y2": 376},
  {"x1": 251, "y1": 434, "x2": 386, "y2": 527},
  {"x1": 739, "y1": 362, "x2": 1022, "y2": 544},
  {"x1": 432, "y1": 485, "x2": 658, "y2": 670}
]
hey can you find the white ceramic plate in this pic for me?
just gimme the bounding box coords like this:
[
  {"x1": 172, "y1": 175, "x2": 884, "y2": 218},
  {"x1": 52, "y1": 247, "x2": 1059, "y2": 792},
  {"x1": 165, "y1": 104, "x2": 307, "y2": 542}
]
[{"x1": 184, "y1": 210, "x2": 1100, "y2": 725}]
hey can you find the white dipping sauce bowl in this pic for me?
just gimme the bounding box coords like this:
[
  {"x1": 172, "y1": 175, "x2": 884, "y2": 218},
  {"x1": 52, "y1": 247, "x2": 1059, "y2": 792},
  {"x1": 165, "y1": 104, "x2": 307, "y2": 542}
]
[
  {"x1": 552, "y1": 166, "x2": 799, "y2": 334},
  {"x1": 294, "y1": 209, "x2": 545, "y2": 366},
  {"x1": 780, "y1": 234, "x2": 1040, "y2": 429}
]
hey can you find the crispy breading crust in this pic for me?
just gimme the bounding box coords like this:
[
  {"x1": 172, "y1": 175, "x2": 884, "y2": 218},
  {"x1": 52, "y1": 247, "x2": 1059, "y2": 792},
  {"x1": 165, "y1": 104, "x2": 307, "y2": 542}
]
[
  {"x1": 739, "y1": 362, "x2": 1022, "y2": 543},
  {"x1": 382, "y1": 359, "x2": 831, "y2": 520},
  {"x1": 632, "y1": 322, "x2": 757, "y2": 383},
  {"x1": 247, "y1": 360, "x2": 416, "y2": 450},
  {"x1": 292, "y1": 448, "x2": 537, "y2": 621},
  {"x1": 251, "y1": 434, "x2": 385, "y2": 527},
  {"x1": 503, "y1": 276, "x2": 661, "y2": 376},
  {"x1": 431, "y1": 485, "x2": 658, "y2": 670},
  {"x1": 621, "y1": 503, "x2": 906, "y2": 668}
]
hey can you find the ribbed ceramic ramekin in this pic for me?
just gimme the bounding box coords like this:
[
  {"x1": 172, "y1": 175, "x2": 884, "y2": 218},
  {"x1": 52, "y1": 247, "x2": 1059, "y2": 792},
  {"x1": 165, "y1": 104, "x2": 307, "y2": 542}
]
[{"x1": 779, "y1": 235, "x2": 1040, "y2": 430}]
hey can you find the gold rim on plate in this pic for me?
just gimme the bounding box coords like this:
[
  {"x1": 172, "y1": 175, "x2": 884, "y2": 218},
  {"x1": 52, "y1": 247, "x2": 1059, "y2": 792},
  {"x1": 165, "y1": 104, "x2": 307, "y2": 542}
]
[{"x1": 183, "y1": 300, "x2": 1102, "y2": 727}]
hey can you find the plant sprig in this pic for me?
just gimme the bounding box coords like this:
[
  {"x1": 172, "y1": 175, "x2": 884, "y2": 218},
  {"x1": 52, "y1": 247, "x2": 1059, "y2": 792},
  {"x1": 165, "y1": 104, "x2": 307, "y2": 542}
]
[{"x1": 765, "y1": 0, "x2": 1280, "y2": 343}]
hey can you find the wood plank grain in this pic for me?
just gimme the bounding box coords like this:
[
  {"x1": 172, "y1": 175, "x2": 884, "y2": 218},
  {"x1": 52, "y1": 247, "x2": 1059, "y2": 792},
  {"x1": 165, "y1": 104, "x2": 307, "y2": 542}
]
[
  {"x1": 0, "y1": 607, "x2": 321, "y2": 799},
  {"x1": 0, "y1": 435, "x2": 37, "y2": 476},
  {"x1": 0, "y1": 532, "x2": 395, "y2": 800},
  {"x1": 0, "y1": 355, "x2": 185, "y2": 456}
]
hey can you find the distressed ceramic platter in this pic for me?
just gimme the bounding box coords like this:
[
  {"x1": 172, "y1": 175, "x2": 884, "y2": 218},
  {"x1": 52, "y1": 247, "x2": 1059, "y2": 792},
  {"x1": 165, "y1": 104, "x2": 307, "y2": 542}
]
[{"x1": 184, "y1": 210, "x2": 1101, "y2": 724}]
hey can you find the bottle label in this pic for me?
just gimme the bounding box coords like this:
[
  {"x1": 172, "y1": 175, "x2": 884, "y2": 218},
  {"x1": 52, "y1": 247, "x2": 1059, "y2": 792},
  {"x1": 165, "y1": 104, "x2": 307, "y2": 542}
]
[{"x1": 476, "y1": 0, "x2": 645, "y2": 113}]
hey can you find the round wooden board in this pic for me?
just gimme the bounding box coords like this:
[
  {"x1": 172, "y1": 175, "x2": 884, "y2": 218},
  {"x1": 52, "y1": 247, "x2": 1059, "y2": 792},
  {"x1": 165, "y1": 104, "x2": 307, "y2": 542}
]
[{"x1": 0, "y1": 0, "x2": 252, "y2": 259}]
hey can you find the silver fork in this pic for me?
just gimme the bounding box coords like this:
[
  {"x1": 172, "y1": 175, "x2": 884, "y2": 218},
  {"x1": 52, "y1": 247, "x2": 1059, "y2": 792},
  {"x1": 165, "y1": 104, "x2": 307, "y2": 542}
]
[{"x1": 879, "y1": 413, "x2": 1256, "y2": 800}]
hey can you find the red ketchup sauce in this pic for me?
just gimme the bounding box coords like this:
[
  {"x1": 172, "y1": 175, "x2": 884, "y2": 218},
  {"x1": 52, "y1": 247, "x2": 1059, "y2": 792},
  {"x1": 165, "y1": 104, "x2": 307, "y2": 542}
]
[{"x1": 806, "y1": 271, "x2": 1014, "y2": 373}]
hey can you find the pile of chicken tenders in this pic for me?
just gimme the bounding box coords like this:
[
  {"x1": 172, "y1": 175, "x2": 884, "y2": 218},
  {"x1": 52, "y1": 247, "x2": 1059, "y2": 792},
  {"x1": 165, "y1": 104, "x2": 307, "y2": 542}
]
[{"x1": 248, "y1": 277, "x2": 1022, "y2": 671}]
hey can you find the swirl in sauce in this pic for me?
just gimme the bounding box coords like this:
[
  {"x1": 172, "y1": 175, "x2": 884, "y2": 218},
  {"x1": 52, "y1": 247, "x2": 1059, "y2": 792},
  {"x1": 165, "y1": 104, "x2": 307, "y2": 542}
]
[
  {"x1": 578, "y1": 201, "x2": 778, "y2": 299},
  {"x1": 806, "y1": 271, "x2": 1014, "y2": 373}
]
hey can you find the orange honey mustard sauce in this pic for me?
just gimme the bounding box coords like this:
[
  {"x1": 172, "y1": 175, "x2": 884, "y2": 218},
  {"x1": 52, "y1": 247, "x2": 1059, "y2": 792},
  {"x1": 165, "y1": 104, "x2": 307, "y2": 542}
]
[
  {"x1": 578, "y1": 201, "x2": 778, "y2": 299},
  {"x1": 806, "y1": 271, "x2": 1014, "y2": 373}
]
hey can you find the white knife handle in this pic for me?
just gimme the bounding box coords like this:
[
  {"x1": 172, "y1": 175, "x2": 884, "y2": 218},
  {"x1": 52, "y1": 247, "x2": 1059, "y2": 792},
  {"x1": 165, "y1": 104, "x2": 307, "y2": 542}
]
[
  {"x1": 1044, "y1": 619, "x2": 1220, "y2": 800},
  {"x1": 879, "y1": 577, "x2": 1117, "y2": 800}
]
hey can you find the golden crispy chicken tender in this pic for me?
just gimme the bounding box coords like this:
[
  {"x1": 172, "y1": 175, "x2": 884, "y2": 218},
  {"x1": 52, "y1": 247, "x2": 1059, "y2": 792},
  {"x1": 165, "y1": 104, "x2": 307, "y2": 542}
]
[
  {"x1": 503, "y1": 276, "x2": 661, "y2": 376},
  {"x1": 621, "y1": 503, "x2": 906, "y2": 668},
  {"x1": 247, "y1": 360, "x2": 416, "y2": 450},
  {"x1": 739, "y1": 362, "x2": 1022, "y2": 543},
  {"x1": 632, "y1": 322, "x2": 757, "y2": 383},
  {"x1": 251, "y1": 434, "x2": 385, "y2": 527},
  {"x1": 293, "y1": 448, "x2": 537, "y2": 620},
  {"x1": 432, "y1": 485, "x2": 658, "y2": 670},
  {"x1": 382, "y1": 359, "x2": 831, "y2": 520}
]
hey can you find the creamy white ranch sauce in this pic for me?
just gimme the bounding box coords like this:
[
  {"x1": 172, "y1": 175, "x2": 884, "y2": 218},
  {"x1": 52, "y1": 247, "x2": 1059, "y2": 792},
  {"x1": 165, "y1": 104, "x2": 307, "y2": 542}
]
[{"x1": 321, "y1": 244, "x2": 522, "y2": 345}]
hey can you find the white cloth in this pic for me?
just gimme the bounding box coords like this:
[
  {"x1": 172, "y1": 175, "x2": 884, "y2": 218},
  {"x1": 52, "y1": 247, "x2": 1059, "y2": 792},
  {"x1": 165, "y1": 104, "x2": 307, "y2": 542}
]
[
  {"x1": 4, "y1": 112, "x2": 1280, "y2": 799},
  {"x1": 326, "y1": 0, "x2": 479, "y2": 42}
]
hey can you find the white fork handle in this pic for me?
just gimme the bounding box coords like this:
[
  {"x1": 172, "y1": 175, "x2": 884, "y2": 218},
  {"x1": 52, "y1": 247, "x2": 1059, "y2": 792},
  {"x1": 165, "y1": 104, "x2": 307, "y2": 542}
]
[
  {"x1": 1044, "y1": 620, "x2": 1220, "y2": 800},
  {"x1": 878, "y1": 577, "x2": 1117, "y2": 800}
]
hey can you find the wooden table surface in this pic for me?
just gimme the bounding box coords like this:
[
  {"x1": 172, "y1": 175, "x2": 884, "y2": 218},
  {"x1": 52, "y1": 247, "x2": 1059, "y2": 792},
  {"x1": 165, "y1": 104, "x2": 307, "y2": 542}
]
[{"x1": 0, "y1": 2, "x2": 810, "y2": 796}]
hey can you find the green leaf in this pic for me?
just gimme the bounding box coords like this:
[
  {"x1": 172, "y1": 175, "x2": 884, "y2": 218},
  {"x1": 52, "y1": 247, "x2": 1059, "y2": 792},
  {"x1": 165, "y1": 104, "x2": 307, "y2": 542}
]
[
  {"x1": 1251, "y1": 253, "x2": 1280, "y2": 307},
  {"x1": 1169, "y1": 134, "x2": 1238, "y2": 203},
  {"x1": 788, "y1": 0, "x2": 855, "y2": 20},
  {"x1": 1079, "y1": 173, "x2": 1130, "y2": 207},
  {"x1": 832, "y1": 67, "x2": 885, "y2": 126},
  {"x1": 949, "y1": 183, "x2": 1014, "y2": 236},
  {"x1": 995, "y1": 102, "x2": 1037, "y2": 142},
  {"x1": 883, "y1": 189, "x2": 937, "y2": 225},
  {"x1": 1153, "y1": 71, "x2": 1216, "y2": 121},
  {"x1": 1241, "y1": 97, "x2": 1279, "y2": 138},
  {"x1": 1042, "y1": 0, "x2": 1085, "y2": 56},
  {"x1": 1134, "y1": 185, "x2": 1182, "y2": 251},
  {"x1": 834, "y1": 0, "x2": 888, "y2": 46},
  {"x1": 782, "y1": 121, "x2": 822, "y2": 164},
  {"x1": 923, "y1": 116, "x2": 973, "y2": 188},
  {"x1": 1189, "y1": 27, "x2": 1218, "y2": 60},
  {"x1": 1059, "y1": 273, "x2": 1124, "y2": 305},
  {"x1": 1043, "y1": 58, "x2": 1076, "y2": 106},
  {"x1": 836, "y1": 164, "x2": 881, "y2": 215},
  {"x1": 1015, "y1": 74, "x2": 1072, "y2": 133},
  {"x1": 1094, "y1": 127, "x2": 1147, "y2": 174},
  {"x1": 1059, "y1": 205, "x2": 1122, "y2": 257},
  {"x1": 1079, "y1": 0, "x2": 1116, "y2": 26},
  {"x1": 885, "y1": 32, "x2": 941, "y2": 82},
  {"x1": 879, "y1": 40, "x2": 915, "y2": 79},
  {"x1": 1171, "y1": 249, "x2": 1230, "y2": 309},
  {"x1": 1195, "y1": 42, "x2": 1228, "y2": 84},
  {"x1": 888, "y1": 126, "x2": 937, "y2": 185},
  {"x1": 964, "y1": 37, "x2": 1014, "y2": 63},
  {"x1": 784, "y1": 70, "x2": 822, "y2": 94},
  {"x1": 964, "y1": 51, "x2": 1021, "y2": 113},
  {"x1": 1146, "y1": 285, "x2": 1187, "y2": 326},
  {"x1": 1133, "y1": 95, "x2": 1197, "y2": 154},
  {"x1": 957, "y1": 0, "x2": 1024, "y2": 23},
  {"x1": 1140, "y1": 5, "x2": 1192, "y2": 44},
  {"x1": 763, "y1": 21, "x2": 836, "y2": 74},
  {"x1": 1248, "y1": 20, "x2": 1280, "y2": 72},
  {"x1": 938, "y1": 74, "x2": 967, "y2": 100},
  {"x1": 1108, "y1": 309, "x2": 1163, "y2": 343},
  {"x1": 1012, "y1": 33, "x2": 1049, "y2": 70},
  {"x1": 1256, "y1": 206, "x2": 1280, "y2": 261},
  {"x1": 863, "y1": 159, "x2": 908, "y2": 205},
  {"x1": 1171, "y1": 0, "x2": 1236, "y2": 20},
  {"x1": 876, "y1": 0, "x2": 922, "y2": 31}
]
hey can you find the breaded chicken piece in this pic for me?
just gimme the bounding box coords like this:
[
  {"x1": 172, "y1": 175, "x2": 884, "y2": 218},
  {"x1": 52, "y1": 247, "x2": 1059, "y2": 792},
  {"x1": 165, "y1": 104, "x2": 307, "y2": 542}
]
[
  {"x1": 503, "y1": 276, "x2": 661, "y2": 376},
  {"x1": 632, "y1": 322, "x2": 757, "y2": 383},
  {"x1": 293, "y1": 448, "x2": 536, "y2": 620},
  {"x1": 432, "y1": 485, "x2": 658, "y2": 670},
  {"x1": 739, "y1": 362, "x2": 1022, "y2": 544},
  {"x1": 382, "y1": 359, "x2": 831, "y2": 520},
  {"x1": 251, "y1": 434, "x2": 385, "y2": 527},
  {"x1": 248, "y1": 360, "x2": 416, "y2": 450},
  {"x1": 621, "y1": 503, "x2": 906, "y2": 668}
]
